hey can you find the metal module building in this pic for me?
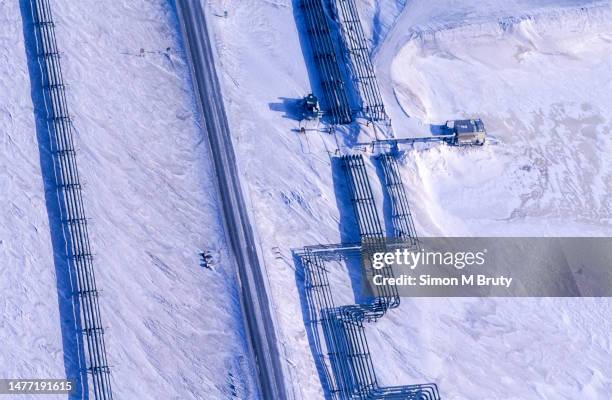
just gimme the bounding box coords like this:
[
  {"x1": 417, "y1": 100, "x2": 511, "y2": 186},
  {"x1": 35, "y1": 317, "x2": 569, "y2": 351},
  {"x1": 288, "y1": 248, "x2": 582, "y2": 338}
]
[{"x1": 446, "y1": 119, "x2": 487, "y2": 146}]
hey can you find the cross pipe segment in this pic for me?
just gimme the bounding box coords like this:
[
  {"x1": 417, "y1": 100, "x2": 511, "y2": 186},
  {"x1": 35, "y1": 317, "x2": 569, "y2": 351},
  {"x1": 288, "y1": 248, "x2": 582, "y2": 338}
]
[
  {"x1": 332, "y1": 0, "x2": 387, "y2": 121},
  {"x1": 27, "y1": 0, "x2": 113, "y2": 398},
  {"x1": 301, "y1": 0, "x2": 353, "y2": 124},
  {"x1": 301, "y1": 249, "x2": 442, "y2": 399},
  {"x1": 378, "y1": 154, "x2": 419, "y2": 245},
  {"x1": 341, "y1": 155, "x2": 384, "y2": 240},
  {"x1": 341, "y1": 155, "x2": 399, "y2": 314},
  {"x1": 297, "y1": 156, "x2": 441, "y2": 399}
]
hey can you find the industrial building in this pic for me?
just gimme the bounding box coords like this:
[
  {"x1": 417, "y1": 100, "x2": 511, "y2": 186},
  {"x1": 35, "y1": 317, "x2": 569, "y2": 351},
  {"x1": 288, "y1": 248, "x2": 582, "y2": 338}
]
[{"x1": 446, "y1": 119, "x2": 487, "y2": 146}]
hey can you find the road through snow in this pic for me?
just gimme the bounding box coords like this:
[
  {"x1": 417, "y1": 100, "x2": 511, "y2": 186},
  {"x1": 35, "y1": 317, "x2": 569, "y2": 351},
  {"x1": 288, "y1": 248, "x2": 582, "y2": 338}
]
[{"x1": 174, "y1": 1, "x2": 289, "y2": 399}]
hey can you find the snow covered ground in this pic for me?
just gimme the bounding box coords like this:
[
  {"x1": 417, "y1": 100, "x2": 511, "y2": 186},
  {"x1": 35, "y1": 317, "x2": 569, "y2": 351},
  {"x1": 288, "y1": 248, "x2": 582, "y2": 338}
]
[
  {"x1": 2, "y1": 0, "x2": 611, "y2": 398},
  {"x1": 0, "y1": 2, "x2": 65, "y2": 394},
  {"x1": 207, "y1": 0, "x2": 612, "y2": 398},
  {"x1": 382, "y1": 3, "x2": 612, "y2": 236},
  {"x1": 369, "y1": 3, "x2": 612, "y2": 398},
  {"x1": 2, "y1": 0, "x2": 257, "y2": 398}
]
